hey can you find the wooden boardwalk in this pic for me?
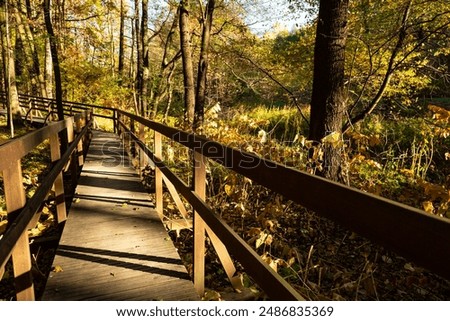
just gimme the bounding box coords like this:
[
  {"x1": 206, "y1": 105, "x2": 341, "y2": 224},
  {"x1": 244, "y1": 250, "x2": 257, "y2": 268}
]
[{"x1": 42, "y1": 131, "x2": 198, "y2": 300}]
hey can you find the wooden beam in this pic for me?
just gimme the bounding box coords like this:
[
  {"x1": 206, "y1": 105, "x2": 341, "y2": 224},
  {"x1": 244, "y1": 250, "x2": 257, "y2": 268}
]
[
  {"x1": 3, "y1": 160, "x2": 34, "y2": 300},
  {"x1": 154, "y1": 132, "x2": 163, "y2": 217},
  {"x1": 193, "y1": 151, "x2": 206, "y2": 297},
  {"x1": 50, "y1": 133, "x2": 67, "y2": 223}
]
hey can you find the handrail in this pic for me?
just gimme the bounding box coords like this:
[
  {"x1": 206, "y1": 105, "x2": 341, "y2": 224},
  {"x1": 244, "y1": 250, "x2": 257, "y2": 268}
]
[
  {"x1": 116, "y1": 110, "x2": 450, "y2": 289},
  {"x1": 0, "y1": 110, "x2": 92, "y2": 300},
  {"x1": 1, "y1": 92, "x2": 115, "y2": 128}
]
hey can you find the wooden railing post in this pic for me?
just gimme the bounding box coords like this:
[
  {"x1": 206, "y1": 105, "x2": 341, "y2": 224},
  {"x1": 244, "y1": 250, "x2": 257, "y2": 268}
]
[
  {"x1": 130, "y1": 119, "x2": 135, "y2": 159},
  {"x1": 154, "y1": 132, "x2": 163, "y2": 216},
  {"x1": 139, "y1": 123, "x2": 146, "y2": 174},
  {"x1": 75, "y1": 117, "x2": 84, "y2": 166},
  {"x1": 113, "y1": 109, "x2": 118, "y2": 134},
  {"x1": 193, "y1": 150, "x2": 206, "y2": 297},
  {"x1": 3, "y1": 161, "x2": 34, "y2": 300},
  {"x1": 50, "y1": 133, "x2": 67, "y2": 223},
  {"x1": 66, "y1": 118, "x2": 79, "y2": 190}
]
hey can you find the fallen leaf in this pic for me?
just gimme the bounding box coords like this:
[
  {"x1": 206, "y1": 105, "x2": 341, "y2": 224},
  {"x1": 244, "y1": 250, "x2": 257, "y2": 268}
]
[
  {"x1": 404, "y1": 263, "x2": 415, "y2": 272},
  {"x1": 422, "y1": 201, "x2": 434, "y2": 214},
  {"x1": 52, "y1": 265, "x2": 63, "y2": 273},
  {"x1": 255, "y1": 232, "x2": 268, "y2": 249},
  {"x1": 224, "y1": 184, "x2": 234, "y2": 196}
]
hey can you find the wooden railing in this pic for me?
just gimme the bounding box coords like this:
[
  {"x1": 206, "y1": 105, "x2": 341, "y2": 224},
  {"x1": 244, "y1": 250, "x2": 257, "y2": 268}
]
[
  {"x1": 113, "y1": 110, "x2": 450, "y2": 300},
  {"x1": 0, "y1": 92, "x2": 115, "y2": 129},
  {"x1": 0, "y1": 109, "x2": 92, "y2": 300},
  {"x1": 1, "y1": 93, "x2": 449, "y2": 301}
]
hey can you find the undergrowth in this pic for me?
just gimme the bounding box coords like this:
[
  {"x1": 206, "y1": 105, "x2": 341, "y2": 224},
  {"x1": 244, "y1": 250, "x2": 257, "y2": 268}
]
[{"x1": 157, "y1": 102, "x2": 450, "y2": 300}]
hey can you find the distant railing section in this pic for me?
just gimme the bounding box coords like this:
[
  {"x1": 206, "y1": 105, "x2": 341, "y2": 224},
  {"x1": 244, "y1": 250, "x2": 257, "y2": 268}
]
[
  {"x1": 0, "y1": 109, "x2": 92, "y2": 300},
  {"x1": 0, "y1": 92, "x2": 115, "y2": 129}
]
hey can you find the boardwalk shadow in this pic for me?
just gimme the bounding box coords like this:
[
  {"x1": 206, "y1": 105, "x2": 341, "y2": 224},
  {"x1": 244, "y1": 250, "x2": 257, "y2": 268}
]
[
  {"x1": 56, "y1": 245, "x2": 190, "y2": 281},
  {"x1": 75, "y1": 193, "x2": 153, "y2": 208},
  {"x1": 77, "y1": 175, "x2": 144, "y2": 193}
]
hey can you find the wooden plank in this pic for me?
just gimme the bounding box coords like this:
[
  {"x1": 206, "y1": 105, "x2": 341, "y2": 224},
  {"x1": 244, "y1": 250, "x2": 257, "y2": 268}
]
[{"x1": 42, "y1": 131, "x2": 198, "y2": 301}]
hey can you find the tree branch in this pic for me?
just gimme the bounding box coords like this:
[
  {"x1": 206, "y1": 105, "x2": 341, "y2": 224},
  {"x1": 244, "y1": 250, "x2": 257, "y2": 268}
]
[
  {"x1": 343, "y1": 0, "x2": 413, "y2": 132},
  {"x1": 236, "y1": 52, "x2": 310, "y2": 125}
]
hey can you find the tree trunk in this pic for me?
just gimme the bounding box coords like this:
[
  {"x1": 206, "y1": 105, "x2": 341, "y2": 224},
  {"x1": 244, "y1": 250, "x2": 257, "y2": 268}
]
[
  {"x1": 309, "y1": 0, "x2": 349, "y2": 182},
  {"x1": 194, "y1": 0, "x2": 215, "y2": 132},
  {"x1": 134, "y1": 0, "x2": 142, "y2": 115},
  {"x1": 118, "y1": 0, "x2": 125, "y2": 83},
  {"x1": 44, "y1": 0, "x2": 67, "y2": 150},
  {"x1": 141, "y1": 0, "x2": 149, "y2": 117},
  {"x1": 179, "y1": 0, "x2": 195, "y2": 125},
  {"x1": 151, "y1": 8, "x2": 180, "y2": 119},
  {"x1": 13, "y1": 4, "x2": 46, "y2": 97},
  {"x1": 45, "y1": 38, "x2": 53, "y2": 98},
  {"x1": 1, "y1": 0, "x2": 21, "y2": 134},
  {"x1": 163, "y1": 64, "x2": 176, "y2": 123}
]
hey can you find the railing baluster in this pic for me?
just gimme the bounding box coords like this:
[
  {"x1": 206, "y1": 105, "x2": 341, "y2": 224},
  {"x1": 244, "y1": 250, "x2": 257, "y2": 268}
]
[
  {"x1": 193, "y1": 151, "x2": 206, "y2": 297},
  {"x1": 139, "y1": 123, "x2": 146, "y2": 173},
  {"x1": 154, "y1": 132, "x2": 163, "y2": 216},
  {"x1": 113, "y1": 109, "x2": 117, "y2": 134},
  {"x1": 130, "y1": 119, "x2": 135, "y2": 160},
  {"x1": 3, "y1": 160, "x2": 34, "y2": 300},
  {"x1": 75, "y1": 117, "x2": 84, "y2": 166}
]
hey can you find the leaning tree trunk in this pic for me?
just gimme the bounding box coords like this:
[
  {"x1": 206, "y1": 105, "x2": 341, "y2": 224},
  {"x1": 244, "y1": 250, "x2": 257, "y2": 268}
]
[
  {"x1": 194, "y1": 0, "x2": 215, "y2": 132},
  {"x1": 308, "y1": 0, "x2": 349, "y2": 182},
  {"x1": 179, "y1": 0, "x2": 195, "y2": 126},
  {"x1": 44, "y1": 0, "x2": 67, "y2": 150}
]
